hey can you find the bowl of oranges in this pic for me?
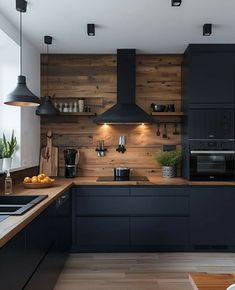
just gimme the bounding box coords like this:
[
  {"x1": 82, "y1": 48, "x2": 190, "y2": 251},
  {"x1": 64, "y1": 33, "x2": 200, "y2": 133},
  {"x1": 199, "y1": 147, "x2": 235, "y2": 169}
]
[{"x1": 23, "y1": 173, "x2": 55, "y2": 189}]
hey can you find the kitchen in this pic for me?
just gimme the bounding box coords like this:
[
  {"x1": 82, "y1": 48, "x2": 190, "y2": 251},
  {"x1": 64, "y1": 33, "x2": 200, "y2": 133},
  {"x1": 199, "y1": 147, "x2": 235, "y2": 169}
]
[{"x1": 0, "y1": 0, "x2": 235, "y2": 290}]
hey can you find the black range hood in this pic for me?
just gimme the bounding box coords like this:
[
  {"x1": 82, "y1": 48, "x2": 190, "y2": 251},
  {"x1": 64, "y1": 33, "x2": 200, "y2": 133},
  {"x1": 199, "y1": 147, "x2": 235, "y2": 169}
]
[{"x1": 94, "y1": 49, "x2": 154, "y2": 124}]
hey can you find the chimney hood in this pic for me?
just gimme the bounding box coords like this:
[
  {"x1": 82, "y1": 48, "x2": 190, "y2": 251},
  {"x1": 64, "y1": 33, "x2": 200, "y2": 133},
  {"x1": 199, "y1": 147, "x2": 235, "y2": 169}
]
[{"x1": 94, "y1": 49, "x2": 154, "y2": 124}]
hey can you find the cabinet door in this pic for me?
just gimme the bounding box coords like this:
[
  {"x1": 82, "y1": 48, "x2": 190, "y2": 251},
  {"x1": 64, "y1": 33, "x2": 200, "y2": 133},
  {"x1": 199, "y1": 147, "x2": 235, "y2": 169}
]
[
  {"x1": 24, "y1": 244, "x2": 59, "y2": 290},
  {"x1": 0, "y1": 230, "x2": 28, "y2": 290},
  {"x1": 131, "y1": 217, "x2": 189, "y2": 246},
  {"x1": 25, "y1": 204, "x2": 55, "y2": 275},
  {"x1": 190, "y1": 187, "x2": 235, "y2": 246},
  {"x1": 189, "y1": 52, "x2": 235, "y2": 105},
  {"x1": 188, "y1": 109, "x2": 234, "y2": 139},
  {"x1": 75, "y1": 217, "x2": 129, "y2": 249}
]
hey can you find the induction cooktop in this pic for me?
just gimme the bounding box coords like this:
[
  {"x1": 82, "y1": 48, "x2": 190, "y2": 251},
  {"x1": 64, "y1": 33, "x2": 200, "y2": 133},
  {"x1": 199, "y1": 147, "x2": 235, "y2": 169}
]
[{"x1": 97, "y1": 176, "x2": 149, "y2": 182}]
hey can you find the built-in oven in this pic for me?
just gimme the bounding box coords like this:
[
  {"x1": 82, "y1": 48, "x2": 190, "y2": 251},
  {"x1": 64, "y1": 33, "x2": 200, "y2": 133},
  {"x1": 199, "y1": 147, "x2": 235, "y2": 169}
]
[{"x1": 189, "y1": 140, "x2": 235, "y2": 181}]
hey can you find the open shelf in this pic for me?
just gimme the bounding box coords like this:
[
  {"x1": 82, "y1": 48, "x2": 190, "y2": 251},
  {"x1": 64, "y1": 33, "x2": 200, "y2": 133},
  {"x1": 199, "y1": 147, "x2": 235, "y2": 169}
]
[
  {"x1": 59, "y1": 112, "x2": 96, "y2": 116},
  {"x1": 151, "y1": 112, "x2": 184, "y2": 116}
]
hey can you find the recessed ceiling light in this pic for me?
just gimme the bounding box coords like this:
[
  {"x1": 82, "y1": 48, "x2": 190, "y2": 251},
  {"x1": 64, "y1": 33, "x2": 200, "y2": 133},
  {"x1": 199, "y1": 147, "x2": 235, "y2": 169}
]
[
  {"x1": 87, "y1": 24, "x2": 95, "y2": 36},
  {"x1": 171, "y1": 0, "x2": 182, "y2": 6},
  {"x1": 203, "y1": 24, "x2": 212, "y2": 36}
]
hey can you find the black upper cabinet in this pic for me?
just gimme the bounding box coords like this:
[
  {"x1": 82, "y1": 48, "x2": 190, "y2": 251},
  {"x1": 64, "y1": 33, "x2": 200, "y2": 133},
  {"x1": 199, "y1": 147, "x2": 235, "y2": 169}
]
[
  {"x1": 188, "y1": 109, "x2": 234, "y2": 139},
  {"x1": 183, "y1": 45, "x2": 235, "y2": 107}
]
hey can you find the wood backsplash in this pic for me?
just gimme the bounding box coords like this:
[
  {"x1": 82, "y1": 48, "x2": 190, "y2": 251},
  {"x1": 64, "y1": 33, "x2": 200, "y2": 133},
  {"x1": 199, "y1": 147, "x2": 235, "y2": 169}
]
[{"x1": 40, "y1": 54, "x2": 182, "y2": 177}]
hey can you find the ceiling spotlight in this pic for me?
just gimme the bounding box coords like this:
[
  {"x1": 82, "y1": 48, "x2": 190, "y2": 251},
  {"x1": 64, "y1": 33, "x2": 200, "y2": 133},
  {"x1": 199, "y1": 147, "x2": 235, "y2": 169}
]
[
  {"x1": 171, "y1": 0, "x2": 182, "y2": 6},
  {"x1": 87, "y1": 24, "x2": 95, "y2": 36},
  {"x1": 203, "y1": 24, "x2": 212, "y2": 36}
]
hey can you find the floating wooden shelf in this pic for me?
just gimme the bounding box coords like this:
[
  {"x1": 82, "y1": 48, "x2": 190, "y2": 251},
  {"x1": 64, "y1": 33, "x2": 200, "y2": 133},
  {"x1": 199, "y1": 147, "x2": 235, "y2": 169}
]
[
  {"x1": 151, "y1": 112, "x2": 184, "y2": 116},
  {"x1": 59, "y1": 112, "x2": 96, "y2": 116}
]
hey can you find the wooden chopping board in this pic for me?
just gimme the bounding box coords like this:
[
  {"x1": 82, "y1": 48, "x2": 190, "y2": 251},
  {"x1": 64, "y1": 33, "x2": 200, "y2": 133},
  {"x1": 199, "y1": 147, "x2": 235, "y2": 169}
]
[{"x1": 40, "y1": 131, "x2": 58, "y2": 177}]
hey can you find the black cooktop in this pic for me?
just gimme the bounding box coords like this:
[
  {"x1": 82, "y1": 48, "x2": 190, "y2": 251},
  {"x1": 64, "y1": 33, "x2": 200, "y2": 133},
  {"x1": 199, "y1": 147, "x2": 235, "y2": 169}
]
[{"x1": 97, "y1": 176, "x2": 149, "y2": 182}]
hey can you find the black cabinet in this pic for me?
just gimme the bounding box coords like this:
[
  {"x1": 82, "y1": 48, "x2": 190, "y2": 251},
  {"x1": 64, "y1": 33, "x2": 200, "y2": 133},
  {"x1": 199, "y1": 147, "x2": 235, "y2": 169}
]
[
  {"x1": 0, "y1": 191, "x2": 72, "y2": 290},
  {"x1": 188, "y1": 109, "x2": 234, "y2": 139},
  {"x1": 183, "y1": 45, "x2": 235, "y2": 107},
  {"x1": 0, "y1": 230, "x2": 28, "y2": 290},
  {"x1": 73, "y1": 186, "x2": 191, "y2": 251},
  {"x1": 190, "y1": 187, "x2": 235, "y2": 248},
  {"x1": 75, "y1": 217, "x2": 129, "y2": 251},
  {"x1": 24, "y1": 191, "x2": 71, "y2": 290},
  {"x1": 131, "y1": 217, "x2": 189, "y2": 247}
]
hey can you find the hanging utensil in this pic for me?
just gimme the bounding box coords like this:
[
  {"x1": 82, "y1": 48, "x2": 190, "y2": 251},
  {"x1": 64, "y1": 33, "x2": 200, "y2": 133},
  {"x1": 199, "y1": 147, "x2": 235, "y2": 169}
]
[
  {"x1": 162, "y1": 123, "x2": 168, "y2": 139},
  {"x1": 173, "y1": 122, "x2": 179, "y2": 135},
  {"x1": 156, "y1": 122, "x2": 161, "y2": 136}
]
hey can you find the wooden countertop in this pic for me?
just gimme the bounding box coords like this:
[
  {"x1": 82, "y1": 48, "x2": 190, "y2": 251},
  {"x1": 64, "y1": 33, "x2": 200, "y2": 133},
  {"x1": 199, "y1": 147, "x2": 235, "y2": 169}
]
[
  {"x1": 189, "y1": 273, "x2": 235, "y2": 290},
  {"x1": 0, "y1": 176, "x2": 234, "y2": 248}
]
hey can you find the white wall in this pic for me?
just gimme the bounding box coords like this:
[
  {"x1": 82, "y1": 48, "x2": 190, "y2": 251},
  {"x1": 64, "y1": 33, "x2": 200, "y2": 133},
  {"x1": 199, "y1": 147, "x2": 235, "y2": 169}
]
[{"x1": 0, "y1": 12, "x2": 40, "y2": 168}]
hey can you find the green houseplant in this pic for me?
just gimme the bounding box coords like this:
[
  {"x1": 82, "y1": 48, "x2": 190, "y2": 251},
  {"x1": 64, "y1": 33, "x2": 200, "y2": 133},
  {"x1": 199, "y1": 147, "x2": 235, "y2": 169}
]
[
  {"x1": 155, "y1": 150, "x2": 181, "y2": 178},
  {"x1": 2, "y1": 131, "x2": 17, "y2": 170}
]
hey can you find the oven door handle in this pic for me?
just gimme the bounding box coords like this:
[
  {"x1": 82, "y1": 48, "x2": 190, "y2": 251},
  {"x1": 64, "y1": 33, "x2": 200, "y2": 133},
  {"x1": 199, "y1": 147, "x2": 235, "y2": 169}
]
[{"x1": 190, "y1": 151, "x2": 235, "y2": 154}]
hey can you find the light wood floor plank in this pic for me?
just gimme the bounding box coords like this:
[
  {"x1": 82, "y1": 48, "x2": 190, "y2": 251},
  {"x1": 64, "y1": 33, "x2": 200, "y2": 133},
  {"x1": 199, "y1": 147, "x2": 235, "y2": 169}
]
[{"x1": 54, "y1": 253, "x2": 235, "y2": 290}]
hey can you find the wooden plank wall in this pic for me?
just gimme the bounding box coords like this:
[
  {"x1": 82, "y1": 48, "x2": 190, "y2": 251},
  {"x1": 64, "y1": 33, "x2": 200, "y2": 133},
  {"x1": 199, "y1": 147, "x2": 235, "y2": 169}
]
[{"x1": 41, "y1": 54, "x2": 182, "y2": 177}]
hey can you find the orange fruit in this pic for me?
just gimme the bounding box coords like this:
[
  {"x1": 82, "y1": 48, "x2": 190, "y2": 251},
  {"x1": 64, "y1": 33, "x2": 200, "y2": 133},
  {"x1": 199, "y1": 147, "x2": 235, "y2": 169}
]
[
  {"x1": 24, "y1": 177, "x2": 32, "y2": 183},
  {"x1": 38, "y1": 174, "x2": 46, "y2": 180},
  {"x1": 31, "y1": 177, "x2": 38, "y2": 183},
  {"x1": 43, "y1": 177, "x2": 51, "y2": 183}
]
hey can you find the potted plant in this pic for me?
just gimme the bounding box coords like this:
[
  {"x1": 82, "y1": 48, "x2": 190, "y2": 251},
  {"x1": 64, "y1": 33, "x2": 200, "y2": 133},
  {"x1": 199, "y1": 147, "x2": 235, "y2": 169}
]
[
  {"x1": 3, "y1": 131, "x2": 17, "y2": 170},
  {"x1": 154, "y1": 150, "x2": 181, "y2": 178},
  {"x1": 0, "y1": 138, "x2": 3, "y2": 171}
]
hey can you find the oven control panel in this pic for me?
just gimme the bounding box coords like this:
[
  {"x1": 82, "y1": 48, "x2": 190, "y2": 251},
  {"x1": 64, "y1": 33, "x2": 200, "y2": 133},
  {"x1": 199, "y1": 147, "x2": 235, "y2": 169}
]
[{"x1": 189, "y1": 141, "x2": 235, "y2": 151}]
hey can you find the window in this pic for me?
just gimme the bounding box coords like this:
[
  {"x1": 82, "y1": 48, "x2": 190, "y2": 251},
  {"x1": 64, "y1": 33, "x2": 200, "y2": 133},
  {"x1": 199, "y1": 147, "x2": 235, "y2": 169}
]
[{"x1": 0, "y1": 29, "x2": 21, "y2": 170}]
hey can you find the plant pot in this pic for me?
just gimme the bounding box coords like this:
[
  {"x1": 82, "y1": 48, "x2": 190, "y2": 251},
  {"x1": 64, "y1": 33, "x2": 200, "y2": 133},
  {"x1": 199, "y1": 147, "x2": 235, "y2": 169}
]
[
  {"x1": 3, "y1": 157, "x2": 12, "y2": 170},
  {"x1": 162, "y1": 166, "x2": 176, "y2": 178},
  {"x1": 0, "y1": 159, "x2": 3, "y2": 171}
]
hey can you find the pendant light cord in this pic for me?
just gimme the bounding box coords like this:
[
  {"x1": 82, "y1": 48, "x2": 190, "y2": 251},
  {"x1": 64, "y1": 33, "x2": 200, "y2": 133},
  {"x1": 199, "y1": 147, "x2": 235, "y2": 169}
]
[
  {"x1": 20, "y1": 11, "x2": 23, "y2": 75},
  {"x1": 46, "y1": 44, "x2": 49, "y2": 96}
]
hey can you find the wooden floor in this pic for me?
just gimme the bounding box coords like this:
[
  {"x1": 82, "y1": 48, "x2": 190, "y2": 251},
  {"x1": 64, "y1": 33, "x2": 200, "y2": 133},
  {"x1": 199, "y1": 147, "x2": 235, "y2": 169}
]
[{"x1": 54, "y1": 253, "x2": 235, "y2": 290}]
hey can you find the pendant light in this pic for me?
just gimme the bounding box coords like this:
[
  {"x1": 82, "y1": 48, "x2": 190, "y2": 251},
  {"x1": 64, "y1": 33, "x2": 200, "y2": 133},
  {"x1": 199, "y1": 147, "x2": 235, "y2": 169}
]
[
  {"x1": 36, "y1": 36, "x2": 59, "y2": 116},
  {"x1": 4, "y1": 0, "x2": 40, "y2": 107}
]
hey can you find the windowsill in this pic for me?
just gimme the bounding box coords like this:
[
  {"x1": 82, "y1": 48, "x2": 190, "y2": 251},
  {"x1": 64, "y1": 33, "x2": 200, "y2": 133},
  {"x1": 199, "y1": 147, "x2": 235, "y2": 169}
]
[{"x1": 0, "y1": 166, "x2": 31, "y2": 174}]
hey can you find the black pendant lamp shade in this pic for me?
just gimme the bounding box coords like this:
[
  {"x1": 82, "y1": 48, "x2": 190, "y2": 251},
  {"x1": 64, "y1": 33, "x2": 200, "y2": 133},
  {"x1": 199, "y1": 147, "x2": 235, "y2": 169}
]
[
  {"x1": 36, "y1": 36, "x2": 59, "y2": 116},
  {"x1": 4, "y1": 0, "x2": 40, "y2": 106},
  {"x1": 5, "y1": 75, "x2": 40, "y2": 106},
  {"x1": 36, "y1": 96, "x2": 59, "y2": 115}
]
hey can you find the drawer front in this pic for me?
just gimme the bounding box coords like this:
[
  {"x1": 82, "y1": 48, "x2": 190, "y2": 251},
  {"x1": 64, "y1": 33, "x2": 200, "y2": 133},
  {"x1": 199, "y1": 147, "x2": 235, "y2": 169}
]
[
  {"x1": 131, "y1": 217, "x2": 190, "y2": 246},
  {"x1": 75, "y1": 217, "x2": 129, "y2": 246},
  {"x1": 130, "y1": 186, "x2": 189, "y2": 196},
  {"x1": 76, "y1": 196, "x2": 130, "y2": 216},
  {"x1": 74, "y1": 186, "x2": 129, "y2": 196},
  {"x1": 130, "y1": 196, "x2": 189, "y2": 216}
]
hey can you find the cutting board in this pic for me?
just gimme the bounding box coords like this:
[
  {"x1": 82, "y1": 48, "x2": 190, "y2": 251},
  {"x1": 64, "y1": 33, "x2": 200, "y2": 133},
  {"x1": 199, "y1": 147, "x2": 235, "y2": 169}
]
[{"x1": 40, "y1": 131, "x2": 58, "y2": 177}]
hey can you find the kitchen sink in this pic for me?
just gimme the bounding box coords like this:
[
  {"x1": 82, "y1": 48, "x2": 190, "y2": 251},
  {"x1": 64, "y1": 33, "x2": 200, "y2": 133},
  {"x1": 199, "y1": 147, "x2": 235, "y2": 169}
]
[{"x1": 0, "y1": 195, "x2": 48, "y2": 215}]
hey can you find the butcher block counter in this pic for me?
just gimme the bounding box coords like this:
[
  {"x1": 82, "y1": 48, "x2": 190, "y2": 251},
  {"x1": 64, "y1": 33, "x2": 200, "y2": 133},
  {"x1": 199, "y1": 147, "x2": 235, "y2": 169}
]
[{"x1": 0, "y1": 176, "x2": 234, "y2": 248}]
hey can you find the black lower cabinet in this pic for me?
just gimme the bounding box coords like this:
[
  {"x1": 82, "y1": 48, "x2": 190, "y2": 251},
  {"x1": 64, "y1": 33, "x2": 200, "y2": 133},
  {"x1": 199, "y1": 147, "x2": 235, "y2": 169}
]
[
  {"x1": 131, "y1": 217, "x2": 190, "y2": 248},
  {"x1": 0, "y1": 230, "x2": 28, "y2": 290},
  {"x1": 75, "y1": 217, "x2": 129, "y2": 251},
  {"x1": 73, "y1": 186, "x2": 191, "y2": 251},
  {"x1": 0, "y1": 191, "x2": 71, "y2": 290},
  {"x1": 24, "y1": 191, "x2": 71, "y2": 290},
  {"x1": 190, "y1": 187, "x2": 235, "y2": 249}
]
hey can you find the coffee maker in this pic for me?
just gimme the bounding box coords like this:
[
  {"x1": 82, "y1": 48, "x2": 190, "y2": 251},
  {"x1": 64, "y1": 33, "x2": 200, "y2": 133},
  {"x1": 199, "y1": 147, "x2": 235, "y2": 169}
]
[{"x1": 63, "y1": 149, "x2": 78, "y2": 178}]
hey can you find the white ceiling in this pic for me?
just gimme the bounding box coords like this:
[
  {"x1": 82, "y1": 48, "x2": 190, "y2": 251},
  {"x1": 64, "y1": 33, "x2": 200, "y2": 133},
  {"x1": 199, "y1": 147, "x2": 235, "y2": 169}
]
[{"x1": 0, "y1": 0, "x2": 235, "y2": 53}]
